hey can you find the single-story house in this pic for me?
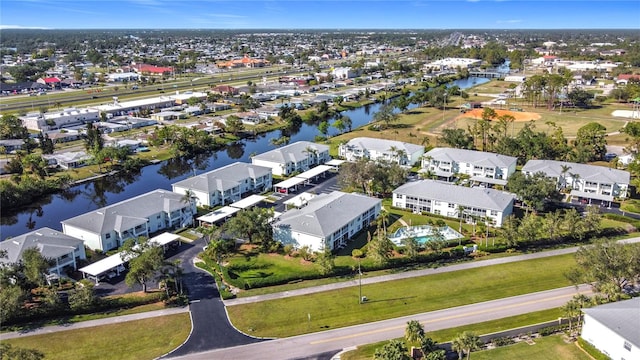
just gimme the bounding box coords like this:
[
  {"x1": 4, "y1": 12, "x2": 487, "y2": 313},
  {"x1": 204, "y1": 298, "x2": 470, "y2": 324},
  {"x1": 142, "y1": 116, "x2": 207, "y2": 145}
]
[
  {"x1": 251, "y1": 141, "x2": 331, "y2": 176},
  {"x1": 43, "y1": 151, "x2": 91, "y2": 169},
  {"x1": 581, "y1": 297, "x2": 639, "y2": 360},
  {"x1": 421, "y1": 147, "x2": 518, "y2": 185},
  {"x1": 61, "y1": 189, "x2": 195, "y2": 251},
  {"x1": 392, "y1": 179, "x2": 516, "y2": 227},
  {"x1": 172, "y1": 162, "x2": 272, "y2": 207},
  {"x1": 339, "y1": 137, "x2": 425, "y2": 166},
  {"x1": 273, "y1": 191, "x2": 381, "y2": 251},
  {"x1": 0, "y1": 227, "x2": 86, "y2": 276}
]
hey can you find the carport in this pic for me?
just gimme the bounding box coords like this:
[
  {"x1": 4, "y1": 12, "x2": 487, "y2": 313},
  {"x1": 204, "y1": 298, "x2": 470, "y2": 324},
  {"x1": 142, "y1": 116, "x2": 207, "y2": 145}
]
[
  {"x1": 150, "y1": 232, "x2": 181, "y2": 252},
  {"x1": 570, "y1": 190, "x2": 613, "y2": 208},
  {"x1": 283, "y1": 192, "x2": 316, "y2": 209},
  {"x1": 79, "y1": 251, "x2": 136, "y2": 285},
  {"x1": 325, "y1": 159, "x2": 345, "y2": 171},
  {"x1": 295, "y1": 165, "x2": 333, "y2": 185},
  {"x1": 197, "y1": 206, "x2": 240, "y2": 226},
  {"x1": 230, "y1": 194, "x2": 266, "y2": 210},
  {"x1": 273, "y1": 177, "x2": 306, "y2": 194}
]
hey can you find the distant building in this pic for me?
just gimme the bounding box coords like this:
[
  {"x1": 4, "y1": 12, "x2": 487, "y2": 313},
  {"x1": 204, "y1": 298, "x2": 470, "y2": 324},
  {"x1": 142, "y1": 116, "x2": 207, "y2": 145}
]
[
  {"x1": 273, "y1": 191, "x2": 381, "y2": 251},
  {"x1": 581, "y1": 297, "x2": 640, "y2": 360},
  {"x1": 20, "y1": 108, "x2": 100, "y2": 131}
]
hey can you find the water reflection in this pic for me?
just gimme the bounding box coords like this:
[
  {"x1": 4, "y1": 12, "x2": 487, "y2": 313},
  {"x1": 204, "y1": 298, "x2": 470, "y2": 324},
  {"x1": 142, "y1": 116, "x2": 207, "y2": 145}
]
[{"x1": 1, "y1": 77, "x2": 490, "y2": 240}]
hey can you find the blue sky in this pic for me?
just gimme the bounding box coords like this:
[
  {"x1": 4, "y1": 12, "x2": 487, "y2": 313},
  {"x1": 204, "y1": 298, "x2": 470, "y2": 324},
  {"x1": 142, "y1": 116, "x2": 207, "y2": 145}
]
[{"x1": 1, "y1": 0, "x2": 638, "y2": 29}]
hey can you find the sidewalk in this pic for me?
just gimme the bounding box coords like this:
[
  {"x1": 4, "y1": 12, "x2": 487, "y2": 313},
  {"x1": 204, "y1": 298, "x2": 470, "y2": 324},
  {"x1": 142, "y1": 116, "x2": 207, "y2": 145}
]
[{"x1": 0, "y1": 306, "x2": 189, "y2": 340}]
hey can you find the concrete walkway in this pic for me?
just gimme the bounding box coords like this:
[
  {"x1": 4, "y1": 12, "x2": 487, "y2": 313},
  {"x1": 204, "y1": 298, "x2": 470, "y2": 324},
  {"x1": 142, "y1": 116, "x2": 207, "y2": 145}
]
[{"x1": 0, "y1": 306, "x2": 189, "y2": 340}]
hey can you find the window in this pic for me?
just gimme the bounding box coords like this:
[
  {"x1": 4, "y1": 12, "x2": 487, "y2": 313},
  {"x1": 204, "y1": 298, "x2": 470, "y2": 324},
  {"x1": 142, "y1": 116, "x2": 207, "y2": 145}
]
[
  {"x1": 448, "y1": 203, "x2": 455, "y2": 208},
  {"x1": 396, "y1": 194, "x2": 403, "y2": 199},
  {"x1": 623, "y1": 341, "x2": 632, "y2": 351},
  {"x1": 105, "y1": 233, "x2": 111, "y2": 239},
  {"x1": 434, "y1": 201, "x2": 441, "y2": 206},
  {"x1": 490, "y1": 210, "x2": 498, "y2": 216},
  {"x1": 434, "y1": 209, "x2": 441, "y2": 215}
]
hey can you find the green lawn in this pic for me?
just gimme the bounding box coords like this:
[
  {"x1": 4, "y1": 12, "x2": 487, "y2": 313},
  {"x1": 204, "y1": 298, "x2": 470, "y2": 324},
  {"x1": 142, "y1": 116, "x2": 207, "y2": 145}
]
[
  {"x1": 341, "y1": 308, "x2": 564, "y2": 360},
  {"x1": 2, "y1": 313, "x2": 191, "y2": 360},
  {"x1": 226, "y1": 253, "x2": 575, "y2": 338},
  {"x1": 471, "y1": 334, "x2": 590, "y2": 360}
]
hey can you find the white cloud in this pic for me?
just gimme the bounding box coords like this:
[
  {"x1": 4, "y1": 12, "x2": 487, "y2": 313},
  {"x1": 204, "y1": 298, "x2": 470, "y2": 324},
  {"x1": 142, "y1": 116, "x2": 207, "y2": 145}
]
[
  {"x1": 497, "y1": 19, "x2": 522, "y2": 24},
  {"x1": 0, "y1": 25, "x2": 50, "y2": 29}
]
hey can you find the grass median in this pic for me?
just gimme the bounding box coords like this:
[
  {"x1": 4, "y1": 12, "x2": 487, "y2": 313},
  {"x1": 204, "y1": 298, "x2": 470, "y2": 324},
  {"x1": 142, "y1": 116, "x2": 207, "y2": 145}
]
[
  {"x1": 226, "y1": 253, "x2": 575, "y2": 338},
  {"x1": 2, "y1": 313, "x2": 191, "y2": 360},
  {"x1": 341, "y1": 307, "x2": 564, "y2": 359}
]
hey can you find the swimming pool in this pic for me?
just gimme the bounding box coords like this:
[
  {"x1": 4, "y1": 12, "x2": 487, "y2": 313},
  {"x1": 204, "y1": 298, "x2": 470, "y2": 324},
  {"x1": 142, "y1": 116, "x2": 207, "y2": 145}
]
[{"x1": 388, "y1": 225, "x2": 463, "y2": 246}]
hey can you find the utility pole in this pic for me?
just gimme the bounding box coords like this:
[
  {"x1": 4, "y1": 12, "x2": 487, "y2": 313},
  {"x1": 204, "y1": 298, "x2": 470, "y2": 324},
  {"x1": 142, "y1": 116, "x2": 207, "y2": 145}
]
[{"x1": 358, "y1": 258, "x2": 363, "y2": 304}]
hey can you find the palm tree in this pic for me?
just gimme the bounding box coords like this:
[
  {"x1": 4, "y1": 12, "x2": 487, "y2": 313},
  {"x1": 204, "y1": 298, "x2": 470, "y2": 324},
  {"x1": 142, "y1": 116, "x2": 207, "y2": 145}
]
[
  {"x1": 562, "y1": 299, "x2": 581, "y2": 333},
  {"x1": 451, "y1": 331, "x2": 482, "y2": 360},
  {"x1": 377, "y1": 209, "x2": 390, "y2": 236},
  {"x1": 405, "y1": 320, "x2": 425, "y2": 344},
  {"x1": 560, "y1": 164, "x2": 571, "y2": 188}
]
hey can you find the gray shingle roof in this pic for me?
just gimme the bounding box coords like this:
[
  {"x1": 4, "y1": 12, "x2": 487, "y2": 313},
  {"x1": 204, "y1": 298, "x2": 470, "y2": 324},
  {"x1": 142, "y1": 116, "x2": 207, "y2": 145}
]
[
  {"x1": 582, "y1": 297, "x2": 640, "y2": 347},
  {"x1": 343, "y1": 137, "x2": 424, "y2": 155},
  {"x1": 424, "y1": 147, "x2": 517, "y2": 169},
  {"x1": 522, "y1": 159, "x2": 630, "y2": 185},
  {"x1": 252, "y1": 141, "x2": 329, "y2": 164},
  {"x1": 393, "y1": 180, "x2": 515, "y2": 211},
  {"x1": 0, "y1": 227, "x2": 83, "y2": 264},
  {"x1": 172, "y1": 162, "x2": 271, "y2": 193},
  {"x1": 273, "y1": 191, "x2": 380, "y2": 238},
  {"x1": 61, "y1": 189, "x2": 187, "y2": 235}
]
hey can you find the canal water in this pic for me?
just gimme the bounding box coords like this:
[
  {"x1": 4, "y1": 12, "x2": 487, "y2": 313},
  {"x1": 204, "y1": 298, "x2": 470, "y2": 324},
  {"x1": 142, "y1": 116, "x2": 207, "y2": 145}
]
[{"x1": 0, "y1": 77, "x2": 489, "y2": 239}]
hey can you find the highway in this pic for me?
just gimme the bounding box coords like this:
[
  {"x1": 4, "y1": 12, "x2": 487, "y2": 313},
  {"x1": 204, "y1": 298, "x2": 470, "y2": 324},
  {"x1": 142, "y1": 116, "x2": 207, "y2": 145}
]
[{"x1": 169, "y1": 284, "x2": 592, "y2": 360}]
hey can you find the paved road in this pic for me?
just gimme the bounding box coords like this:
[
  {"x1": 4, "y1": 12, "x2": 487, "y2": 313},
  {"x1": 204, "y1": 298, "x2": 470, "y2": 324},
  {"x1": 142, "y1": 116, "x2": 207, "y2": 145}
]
[
  {"x1": 163, "y1": 238, "x2": 261, "y2": 357},
  {"x1": 170, "y1": 285, "x2": 592, "y2": 360}
]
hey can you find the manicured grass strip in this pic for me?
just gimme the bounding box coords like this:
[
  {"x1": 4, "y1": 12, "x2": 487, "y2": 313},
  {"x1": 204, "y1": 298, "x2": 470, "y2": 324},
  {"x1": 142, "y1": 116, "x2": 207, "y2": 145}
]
[
  {"x1": 227, "y1": 254, "x2": 575, "y2": 338},
  {"x1": 340, "y1": 308, "x2": 563, "y2": 360},
  {"x1": 470, "y1": 334, "x2": 590, "y2": 360},
  {"x1": 2, "y1": 313, "x2": 191, "y2": 360}
]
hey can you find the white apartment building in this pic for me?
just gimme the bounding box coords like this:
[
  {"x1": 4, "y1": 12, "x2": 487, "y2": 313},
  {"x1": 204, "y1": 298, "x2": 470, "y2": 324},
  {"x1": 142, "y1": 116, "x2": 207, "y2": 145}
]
[
  {"x1": 251, "y1": 141, "x2": 330, "y2": 176},
  {"x1": 422, "y1": 147, "x2": 518, "y2": 186},
  {"x1": 392, "y1": 180, "x2": 515, "y2": 227},
  {"x1": 339, "y1": 137, "x2": 425, "y2": 166},
  {"x1": 62, "y1": 189, "x2": 195, "y2": 251},
  {"x1": 171, "y1": 162, "x2": 272, "y2": 207}
]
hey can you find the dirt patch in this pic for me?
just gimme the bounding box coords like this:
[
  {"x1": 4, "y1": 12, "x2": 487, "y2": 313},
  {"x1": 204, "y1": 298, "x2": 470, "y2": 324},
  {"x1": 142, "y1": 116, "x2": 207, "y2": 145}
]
[{"x1": 456, "y1": 108, "x2": 541, "y2": 122}]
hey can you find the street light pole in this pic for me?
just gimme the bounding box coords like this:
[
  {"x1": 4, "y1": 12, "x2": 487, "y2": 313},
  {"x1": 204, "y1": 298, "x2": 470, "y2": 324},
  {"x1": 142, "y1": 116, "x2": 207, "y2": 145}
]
[
  {"x1": 358, "y1": 258, "x2": 362, "y2": 304},
  {"x1": 443, "y1": 93, "x2": 447, "y2": 122}
]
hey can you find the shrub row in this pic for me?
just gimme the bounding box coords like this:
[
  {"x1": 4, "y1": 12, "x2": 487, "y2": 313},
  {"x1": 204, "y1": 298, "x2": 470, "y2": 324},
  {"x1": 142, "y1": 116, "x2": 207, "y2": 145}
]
[{"x1": 577, "y1": 338, "x2": 612, "y2": 360}]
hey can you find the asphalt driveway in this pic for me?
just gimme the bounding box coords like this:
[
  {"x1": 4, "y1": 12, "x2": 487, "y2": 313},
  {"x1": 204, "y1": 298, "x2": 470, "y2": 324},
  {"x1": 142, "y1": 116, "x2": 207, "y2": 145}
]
[{"x1": 164, "y1": 237, "x2": 261, "y2": 357}]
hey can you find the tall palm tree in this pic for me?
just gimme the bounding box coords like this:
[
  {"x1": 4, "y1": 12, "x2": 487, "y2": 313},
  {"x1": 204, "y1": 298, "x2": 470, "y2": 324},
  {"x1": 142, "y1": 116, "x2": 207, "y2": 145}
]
[
  {"x1": 560, "y1": 165, "x2": 571, "y2": 188},
  {"x1": 405, "y1": 320, "x2": 425, "y2": 343},
  {"x1": 451, "y1": 331, "x2": 482, "y2": 360}
]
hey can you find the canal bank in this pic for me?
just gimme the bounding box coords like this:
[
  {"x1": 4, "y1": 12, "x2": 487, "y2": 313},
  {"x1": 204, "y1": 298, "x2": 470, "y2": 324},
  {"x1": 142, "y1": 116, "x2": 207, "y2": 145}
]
[{"x1": 0, "y1": 77, "x2": 490, "y2": 240}]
